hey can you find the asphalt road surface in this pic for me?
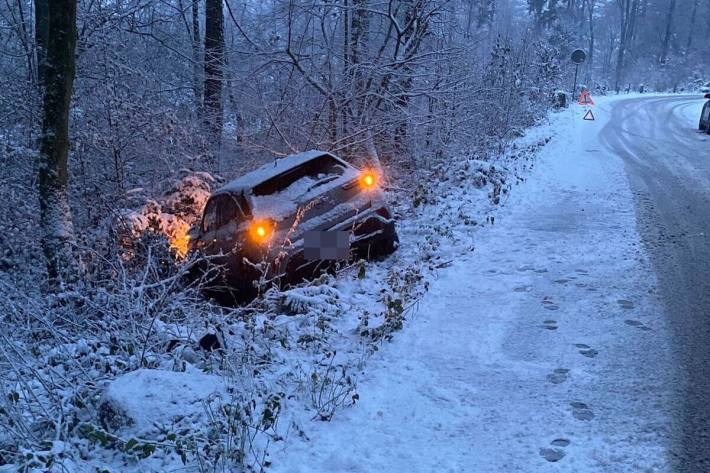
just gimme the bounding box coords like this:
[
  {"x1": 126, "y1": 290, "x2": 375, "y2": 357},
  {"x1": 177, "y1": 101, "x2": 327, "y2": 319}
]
[{"x1": 600, "y1": 95, "x2": 710, "y2": 472}]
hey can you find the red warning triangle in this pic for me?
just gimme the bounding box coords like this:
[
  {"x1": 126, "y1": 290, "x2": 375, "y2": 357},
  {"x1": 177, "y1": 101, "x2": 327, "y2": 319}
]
[
  {"x1": 583, "y1": 109, "x2": 595, "y2": 121},
  {"x1": 577, "y1": 90, "x2": 595, "y2": 106}
]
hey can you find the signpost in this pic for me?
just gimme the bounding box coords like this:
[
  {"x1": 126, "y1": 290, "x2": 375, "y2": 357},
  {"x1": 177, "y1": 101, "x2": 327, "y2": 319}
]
[{"x1": 571, "y1": 49, "x2": 586, "y2": 99}]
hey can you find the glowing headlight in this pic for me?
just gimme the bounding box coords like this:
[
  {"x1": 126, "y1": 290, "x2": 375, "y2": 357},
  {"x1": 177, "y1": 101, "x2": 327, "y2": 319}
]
[
  {"x1": 248, "y1": 219, "x2": 274, "y2": 244},
  {"x1": 360, "y1": 171, "x2": 378, "y2": 190}
]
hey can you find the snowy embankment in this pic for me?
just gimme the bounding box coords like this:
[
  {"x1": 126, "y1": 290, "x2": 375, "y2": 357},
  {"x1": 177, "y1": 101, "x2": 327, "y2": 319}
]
[
  {"x1": 0, "y1": 95, "x2": 677, "y2": 473},
  {"x1": 266, "y1": 96, "x2": 676, "y2": 472},
  {"x1": 0, "y1": 109, "x2": 539, "y2": 471}
]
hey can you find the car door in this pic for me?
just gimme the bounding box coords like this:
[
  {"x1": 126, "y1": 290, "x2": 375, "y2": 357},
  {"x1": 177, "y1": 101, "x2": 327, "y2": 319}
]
[{"x1": 201, "y1": 194, "x2": 246, "y2": 256}]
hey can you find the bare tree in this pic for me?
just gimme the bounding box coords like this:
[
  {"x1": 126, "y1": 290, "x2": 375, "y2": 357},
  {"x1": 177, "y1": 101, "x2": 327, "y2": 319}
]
[
  {"x1": 614, "y1": 0, "x2": 639, "y2": 91},
  {"x1": 685, "y1": 0, "x2": 699, "y2": 52},
  {"x1": 204, "y1": 0, "x2": 224, "y2": 145},
  {"x1": 350, "y1": 0, "x2": 370, "y2": 124},
  {"x1": 35, "y1": 0, "x2": 78, "y2": 284},
  {"x1": 178, "y1": 0, "x2": 203, "y2": 113},
  {"x1": 658, "y1": 0, "x2": 676, "y2": 65},
  {"x1": 583, "y1": 0, "x2": 596, "y2": 83}
]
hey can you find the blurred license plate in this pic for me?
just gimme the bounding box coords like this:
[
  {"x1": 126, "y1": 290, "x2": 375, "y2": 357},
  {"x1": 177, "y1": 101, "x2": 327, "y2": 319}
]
[{"x1": 304, "y1": 231, "x2": 351, "y2": 260}]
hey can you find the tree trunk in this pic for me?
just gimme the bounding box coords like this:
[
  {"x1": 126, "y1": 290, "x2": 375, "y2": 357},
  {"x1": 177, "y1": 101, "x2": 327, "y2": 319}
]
[
  {"x1": 627, "y1": 0, "x2": 639, "y2": 62},
  {"x1": 478, "y1": 0, "x2": 495, "y2": 28},
  {"x1": 392, "y1": 3, "x2": 427, "y2": 151},
  {"x1": 585, "y1": 0, "x2": 595, "y2": 83},
  {"x1": 365, "y1": 129, "x2": 382, "y2": 172},
  {"x1": 35, "y1": 0, "x2": 77, "y2": 285},
  {"x1": 659, "y1": 0, "x2": 677, "y2": 65},
  {"x1": 342, "y1": 0, "x2": 350, "y2": 139},
  {"x1": 615, "y1": 28, "x2": 626, "y2": 92},
  {"x1": 350, "y1": 0, "x2": 369, "y2": 120},
  {"x1": 638, "y1": 0, "x2": 648, "y2": 16},
  {"x1": 685, "y1": 0, "x2": 698, "y2": 52},
  {"x1": 13, "y1": 0, "x2": 35, "y2": 85},
  {"x1": 614, "y1": 0, "x2": 637, "y2": 92},
  {"x1": 34, "y1": 0, "x2": 49, "y2": 84},
  {"x1": 203, "y1": 0, "x2": 224, "y2": 146},
  {"x1": 192, "y1": 0, "x2": 202, "y2": 114}
]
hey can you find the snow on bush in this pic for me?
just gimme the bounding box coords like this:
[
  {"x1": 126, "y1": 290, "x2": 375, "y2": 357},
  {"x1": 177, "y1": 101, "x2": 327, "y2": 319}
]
[
  {"x1": 264, "y1": 283, "x2": 342, "y2": 316},
  {"x1": 116, "y1": 171, "x2": 216, "y2": 259}
]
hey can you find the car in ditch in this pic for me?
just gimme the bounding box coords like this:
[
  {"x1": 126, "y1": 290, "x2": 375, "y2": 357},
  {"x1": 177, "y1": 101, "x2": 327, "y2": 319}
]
[
  {"x1": 700, "y1": 93, "x2": 710, "y2": 133},
  {"x1": 188, "y1": 150, "x2": 398, "y2": 299}
]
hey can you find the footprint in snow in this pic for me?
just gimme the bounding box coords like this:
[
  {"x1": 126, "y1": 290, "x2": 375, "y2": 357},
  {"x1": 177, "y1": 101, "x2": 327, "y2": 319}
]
[
  {"x1": 546, "y1": 368, "x2": 569, "y2": 384},
  {"x1": 554, "y1": 278, "x2": 570, "y2": 284},
  {"x1": 541, "y1": 320, "x2": 558, "y2": 331},
  {"x1": 513, "y1": 285, "x2": 531, "y2": 293},
  {"x1": 625, "y1": 319, "x2": 652, "y2": 331},
  {"x1": 539, "y1": 438, "x2": 571, "y2": 462},
  {"x1": 575, "y1": 343, "x2": 599, "y2": 358},
  {"x1": 542, "y1": 298, "x2": 559, "y2": 311},
  {"x1": 570, "y1": 401, "x2": 595, "y2": 421},
  {"x1": 617, "y1": 299, "x2": 635, "y2": 310}
]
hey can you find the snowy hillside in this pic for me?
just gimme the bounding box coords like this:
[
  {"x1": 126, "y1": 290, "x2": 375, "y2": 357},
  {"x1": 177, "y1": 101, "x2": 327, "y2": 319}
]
[{"x1": 2, "y1": 0, "x2": 710, "y2": 471}]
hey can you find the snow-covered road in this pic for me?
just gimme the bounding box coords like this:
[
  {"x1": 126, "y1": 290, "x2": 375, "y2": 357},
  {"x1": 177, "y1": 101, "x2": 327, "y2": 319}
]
[
  {"x1": 269, "y1": 97, "x2": 692, "y2": 472},
  {"x1": 600, "y1": 95, "x2": 710, "y2": 472}
]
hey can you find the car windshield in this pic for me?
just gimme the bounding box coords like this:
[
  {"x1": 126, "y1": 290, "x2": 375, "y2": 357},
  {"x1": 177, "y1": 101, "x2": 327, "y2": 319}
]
[{"x1": 202, "y1": 194, "x2": 250, "y2": 232}]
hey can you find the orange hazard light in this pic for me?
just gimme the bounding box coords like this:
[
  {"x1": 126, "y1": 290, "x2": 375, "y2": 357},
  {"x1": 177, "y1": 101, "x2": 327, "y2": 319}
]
[
  {"x1": 359, "y1": 171, "x2": 378, "y2": 190},
  {"x1": 249, "y1": 219, "x2": 274, "y2": 244}
]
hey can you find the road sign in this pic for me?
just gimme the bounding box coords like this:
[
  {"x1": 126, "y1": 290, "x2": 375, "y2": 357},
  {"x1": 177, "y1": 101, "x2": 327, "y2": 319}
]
[
  {"x1": 583, "y1": 110, "x2": 595, "y2": 121},
  {"x1": 578, "y1": 90, "x2": 595, "y2": 106},
  {"x1": 571, "y1": 49, "x2": 586, "y2": 64},
  {"x1": 571, "y1": 49, "x2": 587, "y2": 99}
]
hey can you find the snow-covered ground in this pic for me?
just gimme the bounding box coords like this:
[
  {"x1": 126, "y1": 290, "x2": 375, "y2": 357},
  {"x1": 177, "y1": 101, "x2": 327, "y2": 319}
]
[
  {"x1": 2, "y1": 95, "x2": 686, "y2": 473},
  {"x1": 267, "y1": 97, "x2": 677, "y2": 472}
]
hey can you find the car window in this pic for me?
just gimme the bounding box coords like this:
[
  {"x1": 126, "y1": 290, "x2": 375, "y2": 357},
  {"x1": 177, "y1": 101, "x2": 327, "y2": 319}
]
[
  {"x1": 202, "y1": 198, "x2": 219, "y2": 232},
  {"x1": 216, "y1": 197, "x2": 237, "y2": 229},
  {"x1": 202, "y1": 194, "x2": 248, "y2": 232},
  {"x1": 252, "y1": 155, "x2": 346, "y2": 196}
]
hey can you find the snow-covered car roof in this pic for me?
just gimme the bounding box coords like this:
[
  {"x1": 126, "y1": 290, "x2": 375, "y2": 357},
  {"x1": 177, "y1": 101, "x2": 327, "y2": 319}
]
[{"x1": 212, "y1": 150, "x2": 349, "y2": 196}]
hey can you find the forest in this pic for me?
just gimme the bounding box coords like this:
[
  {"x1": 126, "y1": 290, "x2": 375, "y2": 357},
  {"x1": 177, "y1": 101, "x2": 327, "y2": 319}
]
[{"x1": 0, "y1": 0, "x2": 709, "y2": 471}]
